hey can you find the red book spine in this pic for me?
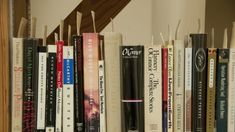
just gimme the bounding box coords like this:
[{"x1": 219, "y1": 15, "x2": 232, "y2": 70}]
[{"x1": 162, "y1": 48, "x2": 168, "y2": 132}]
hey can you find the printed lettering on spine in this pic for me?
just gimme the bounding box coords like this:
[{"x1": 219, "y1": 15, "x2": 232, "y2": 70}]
[
  {"x1": 162, "y1": 48, "x2": 168, "y2": 132},
  {"x1": 216, "y1": 49, "x2": 229, "y2": 132},
  {"x1": 191, "y1": 34, "x2": 207, "y2": 132},
  {"x1": 83, "y1": 33, "x2": 99, "y2": 132},
  {"x1": 120, "y1": 46, "x2": 144, "y2": 132}
]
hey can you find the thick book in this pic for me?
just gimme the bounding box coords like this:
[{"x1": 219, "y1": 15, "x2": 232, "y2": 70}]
[
  {"x1": 216, "y1": 48, "x2": 229, "y2": 132},
  {"x1": 191, "y1": 34, "x2": 207, "y2": 132},
  {"x1": 73, "y1": 35, "x2": 84, "y2": 132},
  {"x1": 23, "y1": 38, "x2": 41, "y2": 132},
  {"x1": 36, "y1": 46, "x2": 47, "y2": 131},
  {"x1": 162, "y1": 48, "x2": 168, "y2": 132},
  {"x1": 206, "y1": 48, "x2": 217, "y2": 132},
  {"x1": 45, "y1": 45, "x2": 57, "y2": 132},
  {"x1": 173, "y1": 40, "x2": 185, "y2": 132},
  {"x1": 120, "y1": 46, "x2": 144, "y2": 132},
  {"x1": 55, "y1": 40, "x2": 64, "y2": 132},
  {"x1": 63, "y1": 45, "x2": 74, "y2": 132},
  {"x1": 12, "y1": 38, "x2": 23, "y2": 132},
  {"x1": 184, "y1": 47, "x2": 192, "y2": 132},
  {"x1": 104, "y1": 32, "x2": 122, "y2": 132},
  {"x1": 167, "y1": 43, "x2": 174, "y2": 132},
  {"x1": 83, "y1": 33, "x2": 100, "y2": 132},
  {"x1": 228, "y1": 48, "x2": 235, "y2": 132},
  {"x1": 144, "y1": 45, "x2": 162, "y2": 132}
]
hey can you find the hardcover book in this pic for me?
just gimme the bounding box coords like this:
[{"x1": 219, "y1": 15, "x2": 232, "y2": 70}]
[
  {"x1": 144, "y1": 45, "x2": 162, "y2": 132},
  {"x1": 120, "y1": 46, "x2": 144, "y2": 132},
  {"x1": 83, "y1": 33, "x2": 100, "y2": 132}
]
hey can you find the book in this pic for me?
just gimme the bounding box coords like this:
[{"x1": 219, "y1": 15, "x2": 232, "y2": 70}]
[
  {"x1": 12, "y1": 38, "x2": 23, "y2": 132},
  {"x1": 206, "y1": 48, "x2": 217, "y2": 132},
  {"x1": 162, "y1": 47, "x2": 168, "y2": 132},
  {"x1": 36, "y1": 45, "x2": 47, "y2": 131},
  {"x1": 173, "y1": 40, "x2": 185, "y2": 132},
  {"x1": 104, "y1": 32, "x2": 122, "y2": 132},
  {"x1": 120, "y1": 46, "x2": 144, "y2": 132},
  {"x1": 184, "y1": 47, "x2": 192, "y2": 132},
  {"x1": 228, "y1": 48, "x2": 235, "y2": 132},
  {"x1": 83, "y1": 33, "x2": 100, "y2": 132},
  {"x1": 55, "y1": 40, "x2": 64, "y2": 132},
  {"x1": 167, "y1": 42, "x2": 174, "y2": 132},
  {"x1": 191, "y1": 34, "x2": 207, "y2": 132},
  {"x1": 23, "y1": 38, "x2": 41, "y2": 132},
  {"x1": 216, "y1": 48, "x2": 229, "y2": 132},
  {"x1": 45, "y1": 45, "x2": 57, "y2": 132},
  {"x1": 144, "y1": 45, "x2": 162, "y2": 132},
  {"x1": 63, "y1": 45, "x2": 74, "y2": 132},
  {"x1": 73, "y1": 35, "x2": 84, "y2": 132}
]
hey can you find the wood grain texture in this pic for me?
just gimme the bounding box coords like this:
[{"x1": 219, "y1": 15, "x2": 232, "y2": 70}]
[
  {"x1": 47, "y1": 0, "x2": 131, "y2": 44},
  {"x1": 0, "y1": 0, "x2": 10, "y2": 131}
]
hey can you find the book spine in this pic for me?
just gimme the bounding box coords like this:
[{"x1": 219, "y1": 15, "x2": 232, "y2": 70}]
[
  {"x1": 228, "y1": 48, "x2": 235, "y2": 132},
  {"x1": 173, "y1": 40, "x2": 185, "y2": 132},
  {"x1": 120, "y1": 46, "x2": 144, "y2": 132},
  {"x1": 12, "y1": 38, "x2": 23, "y2": 132},
  {"x1": 73, "y1": 36, "x2": 84, "y2": 132},
  {"x1": 184, "y1": 48, "x2": 192, "y2": 132},
  {"x1": 63, "y1": 46, "x2": 74, "y2": 132},
  {"x1": 167, "y1": 44, "x2": 174, "y2": 132},
  {"x1": 99, "y1": 60, "x2": 106, "y2": 132},
  {"x1": 216, "y1": 48, "x2": 229, "y2": 132},
  {"x1": 36, "y1": 46, "x2": 47, "y2": 131},
  {"x1": 104, "y1": 32, "x2": 122, "y2": 132},
  {"x1": 23, "y1": 39, "x2": 39, "y2": 132},
  {"x1": 144, "y1": 45, "x2": 162, "y2": 132},
  {"x1": 83, "y1": 33, "x2": 100, "y2": 132},
  {"x1": 56, "y1": 41, "x2": 64, "y2": 132},
  {"x1": 162, "y1": 48, "x2": 168, "y2": 132},
  {"x1": 191, "y1": 34, "x2": 207, "y2": 132},
  {"x1": 206, "y1": 48, "x2": 217, "y2": 132},
  {"x1": 45, "y1": 45, "x2": 57, "y2": 132}
]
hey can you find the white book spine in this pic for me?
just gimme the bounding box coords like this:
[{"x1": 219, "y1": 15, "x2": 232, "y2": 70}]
[
  {"x1": 63, "y1": 46, "x2": 74, "y2": 132},
  {"x1": 12, "y1": 38, "x2": 23, "y2": 132},
  {"x1": 37, "y1": 48, "x2": 47, "y2": 130},
  {"x1": 228, "y1": 48, "x2": 235, "y2": 132},
  {"x1": 99, "y1": 60, "x2": 106, "y2": 132},
  {"x1": 173, "y1": 40, "x2": 185, "y2": 132},
  {"x1": 184, "y1": 48, "x2": 192, "y2": 132},
  {"x1": 144, "y1": 45, "x2": 162, "y2": 132},
  {"x1": 167, "y1": 44, "x2": 174, "y2": 132}
]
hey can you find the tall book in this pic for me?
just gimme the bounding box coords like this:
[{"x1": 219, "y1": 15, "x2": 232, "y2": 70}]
[
  {"x1": 12, "y1": 38, "x2": 23, "y2": 132},
  {"x1": 191, "y1": 34, "x2": 207, "y2": 132},
  {"x1": 144, "y1": 45, "x2": 162, "y2": 132},
  {"x1": 120, "y1": 46, "x2": 144, "y2": 132},
  {"x1": 36, "y1": 45, "x2": 47, "y2": 131},
  {"x1": 206, "y1": 48, "x2": 217, "y2": 132},
  {"x1": 55, "y1": 40, "x2": 64, "y2": 132},
  {"x1": 216, "y1": 48, "x2": 229, "y2": 132},
  {"x1": 23, "y1": 38, "x2": 40, "y2": 131},
  {"x1": 173, "y1": 40, "x2": 185, "y2": 132},
  {"x1": 63, "y1": 45, "x2": 74, "y2": 132},
  {"x1": 73, "y1": 35, "x2": 84, "y2": 132},
  {"x1": 167, "y1": 42, "x2": 174, "y2": 132},
  {"x1": 83, "y1": 33, "x2": 100, "y2": 132},
  {"x1": 45, "y1": 45, "x2": 57, "y2": 132},
  {"x1": 228, "y1": 48, "x2": 235, "y2": 132},
  {"x1": 104, "y1": 32, "x2": 122, "y2": 132},
  {"x1": 184, "y1": 47, "x2": 192, "y2": 132},
  {"x1": 162, "y1": 47, "x2": 168, "y2": 132}
]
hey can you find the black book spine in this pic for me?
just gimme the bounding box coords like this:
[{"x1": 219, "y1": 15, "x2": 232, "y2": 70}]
[
  {"x1": 73, "y1": 35, "x2": 84, "y2": 132},
  {"x1": 45, "y1": 45, "x2": 57, "y2": 131},
  {"x1": 120, "y1": 46, "x2": 144, "y2": 132},
  {"x1": 23, "y1": 39, "x2": 40, "y2": 132},
  {"x1": 190, "y1": 34, "x2": 207, "y2": 132}
]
